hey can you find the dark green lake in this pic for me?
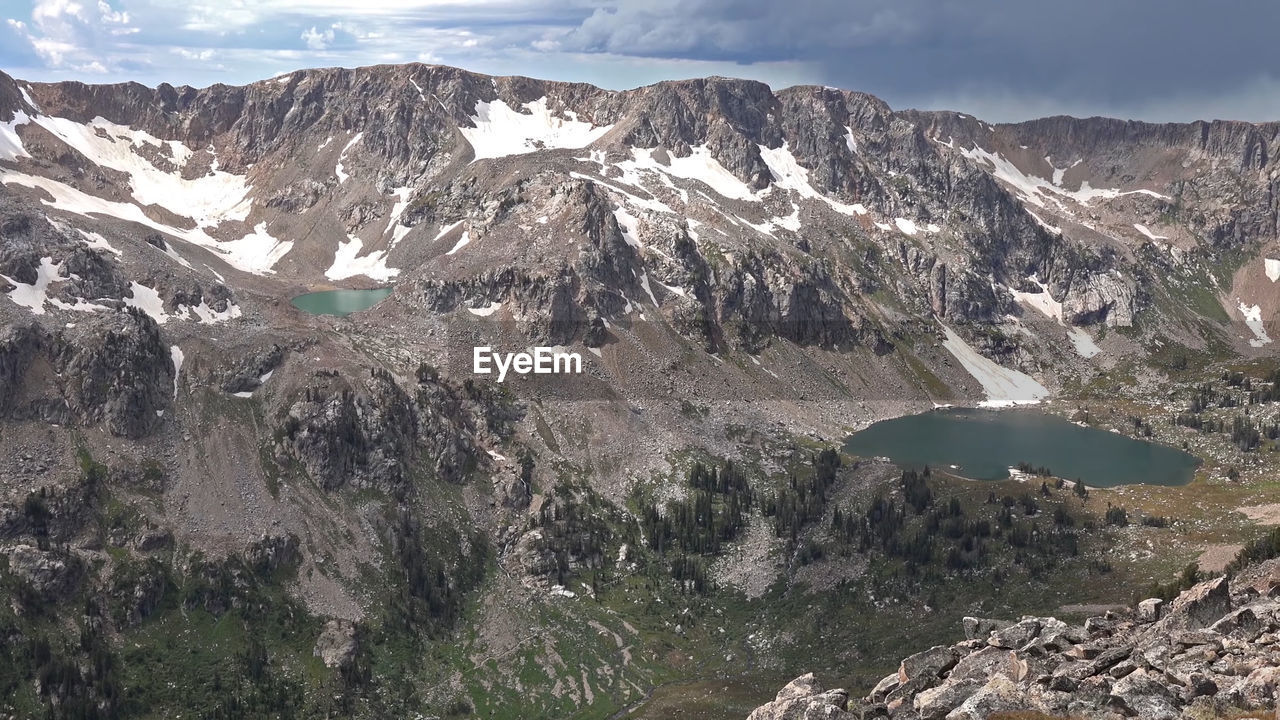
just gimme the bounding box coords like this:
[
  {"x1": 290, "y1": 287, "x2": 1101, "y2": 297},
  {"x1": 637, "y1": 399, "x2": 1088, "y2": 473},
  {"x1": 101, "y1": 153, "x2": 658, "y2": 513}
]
[
  {"x1": 290, "y1": 288, "x2": 392, "y2": 316},
  {"x1": 844, "y1": 408, "x2": 1200, "y2": 487}
]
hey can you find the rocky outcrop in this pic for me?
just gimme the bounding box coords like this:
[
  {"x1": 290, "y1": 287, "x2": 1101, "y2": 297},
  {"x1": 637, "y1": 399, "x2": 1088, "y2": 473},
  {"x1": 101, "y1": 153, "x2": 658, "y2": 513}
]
[
  {"x1": 746, "y1": 673, "x2": 853, "y2": 720},
  {"x1": 276, "y1": 369, "x2": 421, "y2": 492},
  {"x1": 1062, "y1": 271, "x2": 1138, "y2": 327},
  {"x1": 275, "y1": 365, "x2": 488, "y2": 493},
  {"x1": 756, "y1": 564, "x2": 1280, "y2": 720},
  {"x1": 1, "y1": 544, "x2": 83, "y2": 600},
  {"x1": 314, "y1": 619, "x2": 359, "y2": 669},
  {"x1": 53, "y1": 308, "x2": 173, "y2": 438},
  {"x1": 246, "y1": 533, "x2": 301, "y2": 575},
  {"x1": 0, "y1": 311, "x2": 171, "y2": 437},
  {"x1": 221, "y1": 343, "x2": 285, "y2": 394}
]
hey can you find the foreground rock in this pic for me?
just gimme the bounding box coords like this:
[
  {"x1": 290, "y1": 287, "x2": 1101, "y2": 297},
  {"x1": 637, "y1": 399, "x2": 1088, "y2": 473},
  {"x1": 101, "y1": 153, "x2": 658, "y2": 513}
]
[
  {"x1": 753, "y1": 560, "x2": 1280, "y2": 719},
  {"x1": 746, "y1": 673, "x2": 853, "y2": 720}
]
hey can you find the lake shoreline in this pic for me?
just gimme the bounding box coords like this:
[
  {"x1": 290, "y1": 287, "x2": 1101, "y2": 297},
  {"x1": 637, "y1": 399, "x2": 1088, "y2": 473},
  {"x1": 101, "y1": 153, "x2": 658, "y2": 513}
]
[{"x1": 844, "y1": 406, "x2": 1202, "y2": 488}]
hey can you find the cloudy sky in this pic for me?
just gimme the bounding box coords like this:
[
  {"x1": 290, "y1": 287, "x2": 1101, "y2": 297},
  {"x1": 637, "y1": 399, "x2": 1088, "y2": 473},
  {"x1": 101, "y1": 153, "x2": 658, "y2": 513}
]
[{"x1": 3, "y1": 0, "x2": 1279, "y2": 123}]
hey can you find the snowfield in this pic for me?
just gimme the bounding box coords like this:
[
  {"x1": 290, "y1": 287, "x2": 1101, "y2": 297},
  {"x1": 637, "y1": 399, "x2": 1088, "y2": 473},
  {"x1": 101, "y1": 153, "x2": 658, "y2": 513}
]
[
  {"x1": 1, "y1": 109, "x2": 31, "y2": 161},
  {"x1": 460, "y1": 98, "x2": 613, "y2": 162},
  {"x1": 1008, "y1": 276, "x2": 1064, "y2": 323},
  {"x1": 1238, "y1": 301, "x2": 1272, "y2": 347},
  {"x1": 959, "y1": 144, "x2": 1169, "y2": 210},
  {"x1": 0, "y1": 167, "x2": 293, "y2": 273},
  {"x1": 335, "y1": 132, "x2": 363, "y2": 183},
  {"x1": 30, "y1": 115, "x2": 252, "y2": 228},
  {"x1": 446, "y1": 231, "x2": 473, "y2": 255},
  {"x1": 1068, "y1": 328, "x2": 1102, "y2": 358},
  {"x1": 757, "y1": 143, "x2": 868, "y2": 215},
  {"x1": 941, "y1": 323, "x2": 1049, "y2": 407},
  {"x1": 326, "y1": 235, "x2": 399, "y2": 283},
  {"x1": 0, "y1": 108, "x2": 293, "y2": 274},
  {"x1": 467, "y1": 301, "x2": 502, "y2": 317},
  {"x1": 1008, "y1": 276, "x2": 1102, "y2": 358},
  {"x1": 169, "y1": 346, "x2": 184, "y2": 399},
  {"x1": 1, "y1": 257, "x2": 68, "y2": 314},
  {"x1": 621, "y1": 145, "x2": 757, "y2": 201},
  {"x1": 1133, "y1": 223, "x2": 1168, "y2": 241}
]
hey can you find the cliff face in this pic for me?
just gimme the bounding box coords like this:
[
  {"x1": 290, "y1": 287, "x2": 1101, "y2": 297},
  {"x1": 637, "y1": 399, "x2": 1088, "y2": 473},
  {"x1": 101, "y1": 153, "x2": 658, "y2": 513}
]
[{"x1": 749, "y1": 560, "x2": 1280, "y2": 720}]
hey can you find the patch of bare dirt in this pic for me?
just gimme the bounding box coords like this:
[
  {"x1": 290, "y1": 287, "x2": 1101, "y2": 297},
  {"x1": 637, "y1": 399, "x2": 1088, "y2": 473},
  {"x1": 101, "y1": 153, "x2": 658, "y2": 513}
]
[
  {"x1": 1238, "y1": 503, "x2": 1280, "y2": 525},
  {"x1": 1197, "y1": 543, "x2": 1244, "y2": 573}
]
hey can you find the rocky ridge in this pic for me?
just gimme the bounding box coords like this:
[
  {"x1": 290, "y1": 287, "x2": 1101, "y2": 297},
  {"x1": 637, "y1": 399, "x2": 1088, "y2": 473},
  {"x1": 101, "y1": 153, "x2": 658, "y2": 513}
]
[{"x1": 750, "y1": 560, "x2": 1280, "y2": 720}]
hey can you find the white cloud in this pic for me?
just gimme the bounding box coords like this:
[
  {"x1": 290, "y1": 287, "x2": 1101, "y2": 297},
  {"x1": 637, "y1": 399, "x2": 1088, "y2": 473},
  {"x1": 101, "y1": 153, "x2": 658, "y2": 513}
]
[
  {"x1": 173, "y1": 47, "x2": 215, "y2": 61},
  {"x1": 7, "y1": 0, "x2": 137, "y2": 72},
  {"x1": 301, "y1": 25, "x2": 335, "y2": 50}
]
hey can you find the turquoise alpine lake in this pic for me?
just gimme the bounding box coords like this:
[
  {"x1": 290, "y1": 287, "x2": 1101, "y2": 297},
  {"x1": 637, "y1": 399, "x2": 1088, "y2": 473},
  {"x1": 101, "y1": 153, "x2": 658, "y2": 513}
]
[
  {"x1": 844, "y1": 407, "x2": 1200, "y2": 487},
  {"x1": 290, "y1": 288, "x2": 393, "y2": 316}
]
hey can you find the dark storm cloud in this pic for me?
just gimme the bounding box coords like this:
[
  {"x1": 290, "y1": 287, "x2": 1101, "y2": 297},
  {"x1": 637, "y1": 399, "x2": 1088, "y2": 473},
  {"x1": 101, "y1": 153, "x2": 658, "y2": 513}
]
[
  {"x1": 558, "y1": 0, "x2": 1280, "y2": 121},
  {"x1": 4, "y1": 0, "x2": 1276, "y2": 122}
]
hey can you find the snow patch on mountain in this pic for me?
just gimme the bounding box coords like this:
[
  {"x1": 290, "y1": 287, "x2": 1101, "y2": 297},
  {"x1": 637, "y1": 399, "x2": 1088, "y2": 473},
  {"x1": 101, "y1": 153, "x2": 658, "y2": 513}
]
[
  {"x1": 1, "y1": 109, "x2": 31, "y2": 161},
  {"x1": 569, "y1": 171, "x2": 673, "y2": 214},
  {"x1": 384, "y1": 186, "x2": 414, "y2": 250},
  {"x1": 213, "y1": 222, "x2": 293, "y2": 274},
  {"x1": 467, "y1": 301, "x2": 502, "y2": 317},
  {"x1": 1, "y1": 257, "x2": 119, "y2": 314},
  {"x1": 638, "y1": 273, "x2": 660, "y2": 306},
  {"x1": 960, "y1": 144, "x2": 1169, "y2": 210},
  {"x1": 1133, "y1": 223, "x2": 1168, "y2": 241},
  {"x1": 123, "y1": 282, "x2": 168, "y2": 322},
  {"x1": 446, "y1": 231, "x2": 472, "y2": 255},
  {"x1": 75, "y1": 229, "x2": 121, "y2": 256},
  {"x1": 169, "y1": 345, "x2": 183, "y2": 399},
  {"x1": 774, "y1": 204, "x2": 802, "y2": 232},
  {"x1": 188, "y1": 301, "x2": 242, "y2": 324},
  {"x1": 28, "y1": 115, "x2": 265, "y2": 233},
  {"x1": 124, "y1": 281, "x2": 241, "y2": 325},
  {"x1": 1, "y1": 257, "x2": 63, "y2": 314},
  {"x1": 326, "y1": 235, "x2": 399, "y2": 282},
  {"x1": 1265, "y1": 258, "x2": 1280, "y2": 283},
  {"x1": 941, "y1": 323, "x2": 1049, "y2": 407},
  {"x1": 1008, "y1": 276, "x2": 1063, "y2": 323},
  {"x1": 618, "y1": 146, "x2": 757, "y2": 201},
  {"x1": 408, "y1": 78, "x2": 427, "y2": 102},
  {"x1": 1026, "y1": 209, "x2": 1061, "y2": 235},
  {"x1": 1008, "y1": 276, "x2": 1102, "y2": 358},
  {"x1": 1238, "y1": 301, "x2": 1272, "y2": 347},
  {"x1": 335, "y1": 132, "x2": 363, "y2": 183},
  {"x1": 613, "y1": 207, "x2": 642, "y2": 248},
  {"x1": 431, "y1": 220, "x2": 465, "y2": 245},
  {"x1": 461, "y1": 98, "x2": 613, "y2": 162},
  {"x1": 757, "y1": 143, "x2": 868, "y2": 215},
  {"x1": 1068, "y1": 328, "x2": 1101, "y2": 358},
  {"x1": 0, "y1": 170, "x2": 292, "y2": 274}
]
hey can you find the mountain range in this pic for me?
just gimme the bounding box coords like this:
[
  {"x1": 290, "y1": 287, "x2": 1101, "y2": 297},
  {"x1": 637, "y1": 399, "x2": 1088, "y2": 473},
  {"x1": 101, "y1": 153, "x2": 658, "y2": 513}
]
[{"x1": 2, "y1": 62, "x2": 1279, "y2": 718}]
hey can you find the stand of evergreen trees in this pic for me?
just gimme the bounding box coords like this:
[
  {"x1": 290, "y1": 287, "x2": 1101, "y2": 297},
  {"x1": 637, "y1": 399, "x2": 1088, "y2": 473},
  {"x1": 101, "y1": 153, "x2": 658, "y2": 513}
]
[
  {"x1": 826, "y1": 469, "x2": 1085, "y2": 578},
  {"x1": 762, "y1": 449, "x2": 842, "y2": 541},
  {"x1": 635, "y1": 459, "x2": 758, "y2": 594}
]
